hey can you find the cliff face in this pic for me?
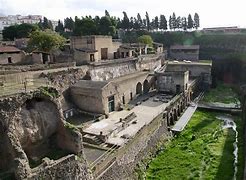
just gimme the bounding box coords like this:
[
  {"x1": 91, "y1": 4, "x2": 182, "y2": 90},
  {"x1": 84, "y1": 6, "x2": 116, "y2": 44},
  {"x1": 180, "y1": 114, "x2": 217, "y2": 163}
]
[
  {"x1": 0, "y1": 91, "x2": 90, "y2": 179},
  {"x1": 16, "y1": 98, "x2": 60, "y2": 157}
]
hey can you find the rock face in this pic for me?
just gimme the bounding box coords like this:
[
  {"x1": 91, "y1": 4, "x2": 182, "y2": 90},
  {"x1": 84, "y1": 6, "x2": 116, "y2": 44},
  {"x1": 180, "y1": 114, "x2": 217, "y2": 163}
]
[
  {"x1": 0, "y1": 91, "x2": 91, "y2": 180},
  {"x1": 16, "y1": 98, "x2": 60, "y2": 157}
]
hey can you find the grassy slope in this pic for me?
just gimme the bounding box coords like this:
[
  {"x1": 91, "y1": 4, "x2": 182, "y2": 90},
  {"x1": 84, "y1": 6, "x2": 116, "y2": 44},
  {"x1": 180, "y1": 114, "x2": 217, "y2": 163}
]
[
  {"x1": 202, "y1": 83, "x2": 239, "y2": 104},
  {"x1": 146, "y1": 110, "x2": 243, "y2": 180}
]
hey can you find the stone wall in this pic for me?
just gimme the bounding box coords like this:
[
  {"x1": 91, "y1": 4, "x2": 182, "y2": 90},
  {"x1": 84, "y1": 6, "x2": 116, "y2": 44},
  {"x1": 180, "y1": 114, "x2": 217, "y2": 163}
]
[
  {"x1": 97, "y1": 113, "x2": 171, "y2": 180},
  {"x1": 28, "y1": 155, "x2": 92, "y2": 180}
]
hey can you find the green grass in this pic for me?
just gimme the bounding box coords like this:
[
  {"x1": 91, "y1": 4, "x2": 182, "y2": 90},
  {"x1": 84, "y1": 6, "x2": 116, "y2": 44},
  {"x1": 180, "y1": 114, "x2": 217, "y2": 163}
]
[
  {"x1": 203, "y1": 83, "x2": 239, "y2": 104},
  {"x1": 145, "y1": 110, "x2": 244, "y2": 180}
]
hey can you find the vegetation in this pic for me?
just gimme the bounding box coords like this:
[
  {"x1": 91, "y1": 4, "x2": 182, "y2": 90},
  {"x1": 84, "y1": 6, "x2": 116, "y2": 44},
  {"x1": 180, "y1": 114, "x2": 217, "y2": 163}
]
[
  {"x1": 28, "y1": 30, "x2": 66, "y2": 52},
  {"x1": 138, "y1": 35, "x2": 153, "y2": 46},
  {"x1": 203, "y1": 83, "x2": 240, "y2": 104},
  {"x1": 39, "y1": 86, "x2": 59, "y2": 98},
  {"x1": 2, "y1": 23, "x2": 39, "y2": 40},
  {"x1": 145, "y1": 110, "x2": 244, "y2": 180}
]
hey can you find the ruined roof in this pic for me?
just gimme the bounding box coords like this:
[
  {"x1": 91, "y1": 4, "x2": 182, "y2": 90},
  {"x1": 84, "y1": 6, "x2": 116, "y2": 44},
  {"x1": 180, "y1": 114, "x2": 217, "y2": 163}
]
[
  {"x1": 0, "y1": 46, "x2": 21, "y2": 53},
  {"x1": 75, "y1": 48, "x2": 98, "y2": 53},
  {"x1": 120, "y1": 45, "x2": 134, "y2": 50},
  {"x1": 111, "y1": 71, "x2": 149, "y2": 84},
  {"x1": 170, "y1": 45, "x2": 199, "y2": 50},
  {"x1": 72, "y1": 80, "x2": 109, "y2": 90},
  {"x1": 153, "y1": 42, "x2": 163, "y2": 47}
]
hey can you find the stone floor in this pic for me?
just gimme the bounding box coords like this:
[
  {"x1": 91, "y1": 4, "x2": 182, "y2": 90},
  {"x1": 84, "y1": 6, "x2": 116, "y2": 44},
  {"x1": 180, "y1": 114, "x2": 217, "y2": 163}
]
[{"x1": 83, "y1": 92, "x2": 174, "y2": 146}]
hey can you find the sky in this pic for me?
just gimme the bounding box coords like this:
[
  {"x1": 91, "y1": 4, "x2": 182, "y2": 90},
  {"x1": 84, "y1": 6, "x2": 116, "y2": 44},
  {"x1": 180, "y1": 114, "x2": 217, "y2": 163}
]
[{"x1": 0, "y1": 0, "x2": 246, "y2": 28}]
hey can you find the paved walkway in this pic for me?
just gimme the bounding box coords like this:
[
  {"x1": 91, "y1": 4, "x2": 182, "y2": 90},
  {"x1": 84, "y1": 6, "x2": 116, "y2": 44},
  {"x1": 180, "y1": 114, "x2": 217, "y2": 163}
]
[{"x1": 171, "y1": 104, "x2": 197, "y2": 132}]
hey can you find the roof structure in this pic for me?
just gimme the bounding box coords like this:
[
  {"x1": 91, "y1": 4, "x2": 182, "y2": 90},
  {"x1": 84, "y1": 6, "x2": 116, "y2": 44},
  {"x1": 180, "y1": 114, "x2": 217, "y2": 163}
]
[
  {"x1": 75, "y1": 48, "x2": 98, "y2": 53},
  {"x1": 72, "y1": 80, "x2": 109, "y2": 90},
  {"x1": 0, "y1": 46, "x2": 21, "y2": 53}
]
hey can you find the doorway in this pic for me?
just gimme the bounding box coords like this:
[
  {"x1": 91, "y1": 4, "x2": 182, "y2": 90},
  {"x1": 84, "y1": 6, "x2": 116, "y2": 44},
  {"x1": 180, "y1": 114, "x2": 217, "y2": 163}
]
[
  {"x1": 7, "y1": 57, "x2": 12, "y2": 64},
  {"x1": 122, "y1": 95, "x2": 125, "y2": 105},
  {"x1": 90, "y1": 54, "x2": 95, "y2": 62},
  {"x1": 101, "y1": 48, "x2": 108, "y2": 60},
  {"x1": 108, "y1": 96, "x2": 115, "y2": 113},
  {"x1": 176, "y1": 84, "x2": 181, "y2": 94}
]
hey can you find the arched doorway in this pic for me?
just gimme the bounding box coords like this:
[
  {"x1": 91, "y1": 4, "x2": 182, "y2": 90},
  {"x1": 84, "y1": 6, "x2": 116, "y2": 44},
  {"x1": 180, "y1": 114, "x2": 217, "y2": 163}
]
[
  {"x1": 143, "y1": 80, "x2": 150, "y2": 94},
  {"x1": 170, "y1": 113, "x2": 174, "y2": 125},
  {"x1": 174, "y1": 109, "x2": 178, "y2": 121},
  {"x1": 177, "y1": 105, "x2": 181, "y2": 116},
  {"x1": 136, "y1": 82, "x2": 142, "y2": 95}
]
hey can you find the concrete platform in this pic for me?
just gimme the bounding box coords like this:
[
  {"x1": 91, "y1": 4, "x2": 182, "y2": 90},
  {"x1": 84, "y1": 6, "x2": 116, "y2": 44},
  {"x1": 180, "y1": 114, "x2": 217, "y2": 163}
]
[{"x1": 83, "y1": 93, "x2": 170, "y2": 146}]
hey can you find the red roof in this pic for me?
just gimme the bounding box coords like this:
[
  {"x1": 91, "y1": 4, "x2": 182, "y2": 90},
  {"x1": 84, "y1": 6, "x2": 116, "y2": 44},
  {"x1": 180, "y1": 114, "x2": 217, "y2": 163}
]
[{"x1": 0, "y1": 46, "x2": 21, "y2": 53}]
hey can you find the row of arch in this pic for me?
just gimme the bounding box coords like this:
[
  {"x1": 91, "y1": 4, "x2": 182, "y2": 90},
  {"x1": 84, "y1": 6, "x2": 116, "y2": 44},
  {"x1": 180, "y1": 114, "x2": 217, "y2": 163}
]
[
  {"x1": 165, "y1": 95, "x2": 190, "y2": 127},
  {"x1": 136, "y1": 79, "x2": 155, "y2": 95}
]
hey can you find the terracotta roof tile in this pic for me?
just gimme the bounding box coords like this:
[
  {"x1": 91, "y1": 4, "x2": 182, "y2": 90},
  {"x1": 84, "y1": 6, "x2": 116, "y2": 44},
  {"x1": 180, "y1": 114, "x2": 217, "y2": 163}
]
[{"x1": 0, "y1": 46, "x2": 21, "y2": 53}]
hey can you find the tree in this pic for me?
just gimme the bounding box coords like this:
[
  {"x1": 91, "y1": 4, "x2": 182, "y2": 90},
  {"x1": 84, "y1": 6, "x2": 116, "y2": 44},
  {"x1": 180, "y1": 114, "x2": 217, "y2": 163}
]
[
  {"x1": 153, "y1": 16, "x2": 159, "y2": 30},
  {"x1": 138, "y1": 35, "x2": 153, "y2": 46},
  {"x1": 121, "y1": 11, "x2": 130, "y2": 30},
  {"x1": 194, "y1": 13, "x2": 200, "y2": 29},
  {"x1": 176, "y1": 16, "x2": 181, "y2": 29},
  {"x1": 169, "y1": 16, "x2": 173, "y2": 30},
  {"x1": 64, "y1": 17, "x2": 75, "y2": 31},
  {"x1": 55, "y1": 20, "x2": 64, "y2": 33},
  {"x1": 137, "y1": 13, "x2": 143, "y2": 28},
  {"x1": 159, "y1": 15, "x2": 167, "y2": 31},
  {"x1": 43, "y1": 17, "x2": 49, "y2": 29},
  {"x1": 28, "y1": 30, "x2": 66, "y2": 52},
  {"x1": 105, "y1": 10, "x2": 110, "y2": 17},
  {"x1": 181, "y1": 17, "x2": 187, "y2": 31},
  {"x1": 99, "y1": 16, "x2": 115, "y2": 36},
  {"x1": 172, "y1": 12, "x2": 177, "y2": 30},
  {"x1": 187, "y1": 14, "x2": 193, "y2": 29},
  {"x1": 146, "y1": 12, "x2": 151, "y2": 31},
  {"x1": 2, "y1": 23, "x2": 38, "y2": 40}
]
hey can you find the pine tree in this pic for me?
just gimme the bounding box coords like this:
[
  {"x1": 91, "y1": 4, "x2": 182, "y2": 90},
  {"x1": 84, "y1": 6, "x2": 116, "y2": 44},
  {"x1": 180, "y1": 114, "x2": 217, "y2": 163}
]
[
  {"x1": 122, "y1": 11, "x2": 130, "y2": 30},
  {"x1": 105, "y1": 10, "x2": 110, "y2": 17},
  {"x1": 154, "y1": 16, "x2": 159, "y2": 30},
  {"x1": 64, "y1": 17, "x2": 75, "y2": 31},
  {"x1": 194, "y1": 13, "x2": 200, "y2": 29},
  {"x1": 146, "y1": 12, "x2": 150, "y2": 31},
  {"x1": 169, "y1": 16, "x2": 173, "y2": 30},
  {"x1": 43, "y1": 17, "x2": 49, "y2": 29},
  {"x1": 187, "y1": 14, "x2": 193, "y2": 29},
  {"x1": 137, "y1": 13, "x2": 143, "y2": 29},
  {"x1": 172, "y1": 12, "x2": 177, "y2": 30},
  {"x1": 159, "y1": 15, "x2": 167, "y2": 31},
  {"x1": 176, "y1": 16, "x2": 181, "y2": 30},
  {"x1": 55, "y1": 20, "x2": 64, "y2": 33},
  {"x1": 181, "y1": 17, "x2": 187, "y2": 31}
]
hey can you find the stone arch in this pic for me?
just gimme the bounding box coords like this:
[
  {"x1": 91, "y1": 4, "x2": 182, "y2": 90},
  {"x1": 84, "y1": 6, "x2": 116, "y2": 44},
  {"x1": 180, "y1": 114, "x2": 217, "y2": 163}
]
[
  {"x1": 136, "y1": 82, "x2": 142, "y2": 95},
  {"x1": 177, "y1": 105, "x2": 181, "y2": 116},
  {"x1": 173, "y1": 109, "x2": 178, "y2": 121},
  {"x1": 143, "y1": 80, "x2": 150, "y2": 94},
  {"x1": 169, "y1": 113, "x2": 174, "y2": 125},
  {"x1": 181, "y1": 101, "x2": 184, "y2": 112}
]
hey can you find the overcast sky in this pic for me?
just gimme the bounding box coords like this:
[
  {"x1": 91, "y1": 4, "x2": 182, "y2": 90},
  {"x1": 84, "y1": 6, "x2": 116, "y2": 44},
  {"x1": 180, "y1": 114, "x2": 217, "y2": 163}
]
[{"x1": 0, "y1": 0, "x2": 245, "y2": 28}]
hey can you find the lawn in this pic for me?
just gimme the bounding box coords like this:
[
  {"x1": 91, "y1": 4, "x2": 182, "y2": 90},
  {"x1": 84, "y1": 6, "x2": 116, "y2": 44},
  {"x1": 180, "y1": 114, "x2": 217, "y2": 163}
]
[
  {"x1": 145, "y1": 110, "x2": 244, "y2": 180},
  {"x1": 202, "y1": 83, "x2": 239, "y2": 104}
]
